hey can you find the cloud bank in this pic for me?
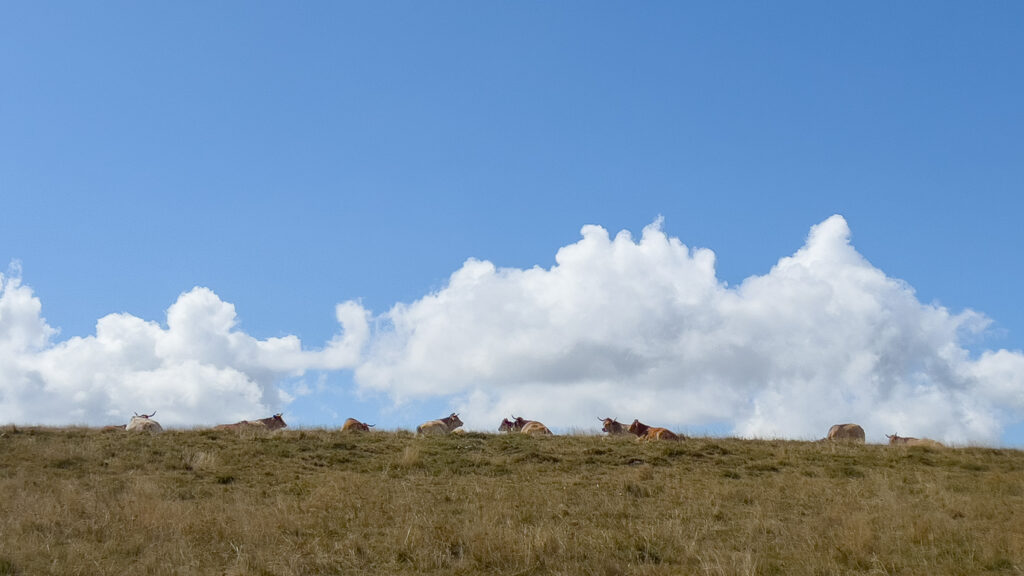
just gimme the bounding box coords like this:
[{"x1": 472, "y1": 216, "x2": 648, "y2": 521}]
[
  {"x1": 0, "y1": 269, "x2": 368, "y2": 427},
  {"x1": 357, "y1": 215, "x2": 1024, "y2": 444},
  {"x1": 3, "y1": 216, "x2": 1023, "y2": 444}
]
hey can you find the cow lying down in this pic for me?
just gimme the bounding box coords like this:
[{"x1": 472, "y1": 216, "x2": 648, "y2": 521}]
[{"x1": 215, "y1": 414, "x2": 288, "y2": 431}]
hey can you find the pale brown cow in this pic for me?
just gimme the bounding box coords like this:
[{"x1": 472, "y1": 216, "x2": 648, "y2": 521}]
[
  {"x1": 599, "y1": 417, "x2": 630, "y2": 436},
  {"x1": 510, "y1": 416, "x2": 552, "y2": 435},
  {"x1": 826, "y1": 423, "x2": 866, "y2": 443},
  {"x1": 214, "y1": 421, "x2": 259, "y2": 431},
  {"x1": 342, "y1": 418, "x2": 374, "y2": 432},
  {"x1": 417, "y1": 413, "x2": 463, "y2": 435},
  {"x1": 216, "y1": 413, "x2": 287, "y2": 431},
  {"x1": 628, "y1": 419, "x2": 680, "y2": 441},
  {"x1": 887, "y1": 433, "x2": 943, "y2": 447},
  {"x1": 520, "y1": 421, "x2": 552, "y2": 435},
  {"x1": 126, "y1": 412, "x2": 163, "y2": 433}
]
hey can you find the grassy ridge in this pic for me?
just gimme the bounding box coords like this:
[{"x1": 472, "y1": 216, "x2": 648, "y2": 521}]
[{"x1": 0, "y1": 426, "x2": 1022, "y2": 575}]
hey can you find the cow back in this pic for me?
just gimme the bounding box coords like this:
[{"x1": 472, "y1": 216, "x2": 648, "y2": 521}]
[
  {"x1": 827, "y1": 423, "x2": 865, "y2": 442},
  {"x1": 417, "y1": 420, "x2": 447, "y2": 435},
  {"x1": 905, "y1": 438, "x2": 943, "y2": 447},
  {"x1": 889, "y1": 434, "x2": 942, "y2": 447},
  {"x1": 644, "y1": 427, "x2": 679, "y2": 441},
  {"x1": 216, "y1": 421, "x2": 264, "y2": 431},
  {"x1": 343, "y1": 418, "x2": 371, "y2": 432},
  {"x1": 126, "y1": 416, "x2": 163, "y2": 433},
  {"x1": 520, "y1": 421, "x2": 552, "y2": 435}
]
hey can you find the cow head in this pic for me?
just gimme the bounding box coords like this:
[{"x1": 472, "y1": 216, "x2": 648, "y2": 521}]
[
  {"x1": 628, "y1": 419, "x2": 649, "y2": 437},
  {"x1": 443, "y1": 413, "x2": 463, "y2": 430},
  {"x1": 599, "y1": 417, "x2": 625, "y2": 434},
  {"x1": 264, "y1": 414, "x2": 288, "y2": 430},
  {"x1": 498, "y1": 418, "x2": 515, "y2": 432}
]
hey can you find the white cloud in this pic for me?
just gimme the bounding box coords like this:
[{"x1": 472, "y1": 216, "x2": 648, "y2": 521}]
[
  {"x1": 0, "y1": 263, "x2": 55, "y2": 354},
  {"x1": 4, "y1": 216, "x2": 1022, "y2": 444},
  {"x1": 0, "y1": 274, "x2": 368, "y2": 427},
  {"x1": 356, "y1": 215, "x2": 1022, "y2": 445}
]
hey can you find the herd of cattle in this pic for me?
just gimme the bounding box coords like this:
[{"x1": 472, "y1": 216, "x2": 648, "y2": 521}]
[{"x1": 101, "y1": 412, "x2": 942, "y2": 446}]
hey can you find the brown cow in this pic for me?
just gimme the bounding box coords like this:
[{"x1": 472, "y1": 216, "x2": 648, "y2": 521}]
[
  {"x1": 342, "y1": 418, "x2": 374, "y2": 432},
  {"x1": 628, "y1": 419, "x2": 680, "y2": 441},
  {"x1": 599, "y1": 417, "x2": 630, "y2": 435},
  {"x1": 887, "y1": 433, "x2": 943, "y2": 447},
  {"x1": 126, "y1": 412, "x2": 163, "y2": 433},
  {"x1": 216, "y1": 413, "x2": 287, "y2": 431},
  {"x1": 257, "y1": 413, "x2": 287, "y2": 431},
  {"x1": 417, "y1": 413, "x2": 463, "y2": 435},
  {"x1": 826, "y1": 423, "x2": 866, "y2": 443}
]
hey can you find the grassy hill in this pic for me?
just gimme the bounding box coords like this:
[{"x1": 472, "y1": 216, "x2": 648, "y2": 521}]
[{"x1": 1, "y1": 426, "x2": 1021, "y2": 575}]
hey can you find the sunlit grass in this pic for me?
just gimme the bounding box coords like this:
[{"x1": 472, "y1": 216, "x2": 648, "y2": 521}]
[{"x1": 0, "y1": 427, "x2": 1021, "y2": 575}]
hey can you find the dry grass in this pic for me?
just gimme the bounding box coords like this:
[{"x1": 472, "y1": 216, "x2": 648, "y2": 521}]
[{"x1": 1, "y1": 427, "x2": 1022, "y2": 575}]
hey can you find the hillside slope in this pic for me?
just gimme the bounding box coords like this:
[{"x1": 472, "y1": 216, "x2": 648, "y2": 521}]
[{"x1": 1, "y1": 427, "x2": 1021, "y2": 575}]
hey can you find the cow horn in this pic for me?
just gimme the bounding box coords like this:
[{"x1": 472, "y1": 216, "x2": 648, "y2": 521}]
[{"x1": 147, "y1": 411, "x2": 156, "y2": 418}]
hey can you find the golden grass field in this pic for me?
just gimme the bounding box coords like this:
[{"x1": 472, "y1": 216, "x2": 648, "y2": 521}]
[{"x1": 1, "y1": 425, "x2": 1021, "y2": 575}]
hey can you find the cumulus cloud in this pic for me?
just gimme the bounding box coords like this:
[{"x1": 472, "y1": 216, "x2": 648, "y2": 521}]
[
  {"x1": 4, "y1": 216, "x2": 1022, "y2": 444},
  {"x1": 0, "y1": 273, "x2": 368, "y2": 427},
  {"x1": 356, "y1": 215, "x2": 1024, "y2": 445}
]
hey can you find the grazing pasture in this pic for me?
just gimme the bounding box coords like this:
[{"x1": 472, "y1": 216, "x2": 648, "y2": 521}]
[{"x1": 0, "y1": 426, "x2": 1021, "y2": 575}]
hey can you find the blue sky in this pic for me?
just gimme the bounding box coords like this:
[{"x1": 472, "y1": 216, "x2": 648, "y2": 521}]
[{"x1": 2, "y1": 3, "x2": 1023, "y2": 445}]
